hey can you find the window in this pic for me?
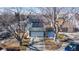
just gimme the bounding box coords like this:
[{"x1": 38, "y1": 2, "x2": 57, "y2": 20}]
[{"x1": 30, "y1": 31, "x2": 45, "y2": 37}]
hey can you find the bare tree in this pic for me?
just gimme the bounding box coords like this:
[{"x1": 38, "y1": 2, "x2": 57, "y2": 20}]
[{"x1": 37, "y1": 7, "x2": 59, "y2": 41}]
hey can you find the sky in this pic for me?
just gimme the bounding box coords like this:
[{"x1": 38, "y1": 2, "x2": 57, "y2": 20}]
[{"x1": 0, "y1": 7, "x2": 79, "y2": 14}]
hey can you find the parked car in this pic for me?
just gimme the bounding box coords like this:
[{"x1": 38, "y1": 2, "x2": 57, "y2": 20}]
[{"x1": 65, "y1": 42, "x2": 79, "y2": 51}]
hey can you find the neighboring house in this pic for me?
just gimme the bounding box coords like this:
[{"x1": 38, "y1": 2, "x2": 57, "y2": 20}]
[
  {"x1": 61, "y1": 20, "x2": 75, "y2": 32},
  {"x1": 61, "y1": 20, "x2": 79, "y2": 33},
  {"x1": 56, "y1": 15, "x2": 79, "y2": 33}
]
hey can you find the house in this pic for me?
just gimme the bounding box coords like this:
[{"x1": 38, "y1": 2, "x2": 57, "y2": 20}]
[
  {"x1": 58, "y1": 18, "x2": 79, "y2": 33},
  {"x1": 27, "y1": 15, "x2": 45, "y2": 38}
]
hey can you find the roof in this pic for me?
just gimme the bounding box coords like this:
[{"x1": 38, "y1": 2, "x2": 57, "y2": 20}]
[
  {"x1": 27, "y1": 15, "x2": 51, "y2": 24},
  {"x1": 29, "y1": 19, "x2": 43, "y2": 23}
]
